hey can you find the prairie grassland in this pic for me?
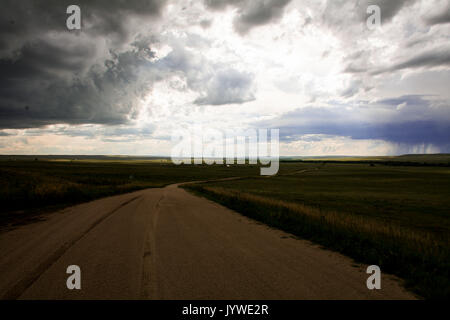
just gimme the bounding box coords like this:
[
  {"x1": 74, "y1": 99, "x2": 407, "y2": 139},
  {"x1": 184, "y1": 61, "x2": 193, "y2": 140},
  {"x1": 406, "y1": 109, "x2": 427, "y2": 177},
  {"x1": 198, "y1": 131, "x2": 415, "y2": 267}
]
[
  {"x1": 283, "y1": 153, "x2": 450, "y2": 164},
  {"x1": 0, "y1": 159, "x2": 260, "y2": 229},
  {"x1": 184, "y1": 163, "x2": 450, "y2": 299}
]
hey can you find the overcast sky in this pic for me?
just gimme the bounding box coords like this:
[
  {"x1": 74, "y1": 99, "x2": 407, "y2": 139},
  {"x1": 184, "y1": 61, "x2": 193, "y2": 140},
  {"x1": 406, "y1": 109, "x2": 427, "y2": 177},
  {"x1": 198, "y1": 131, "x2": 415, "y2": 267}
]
[{"x1": 0, "y1": 0, "x2": 449, "y2": 156}]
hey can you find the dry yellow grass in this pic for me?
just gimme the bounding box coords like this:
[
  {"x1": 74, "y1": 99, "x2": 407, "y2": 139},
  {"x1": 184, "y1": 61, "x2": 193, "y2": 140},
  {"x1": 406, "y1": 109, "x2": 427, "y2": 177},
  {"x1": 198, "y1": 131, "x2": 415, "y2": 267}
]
[
  {"x1": 186, "y1": 184, "x2": 450, "y2": 298},
  {"x1": 202, "y1": 186, "x2": 447, "y2": 261}
]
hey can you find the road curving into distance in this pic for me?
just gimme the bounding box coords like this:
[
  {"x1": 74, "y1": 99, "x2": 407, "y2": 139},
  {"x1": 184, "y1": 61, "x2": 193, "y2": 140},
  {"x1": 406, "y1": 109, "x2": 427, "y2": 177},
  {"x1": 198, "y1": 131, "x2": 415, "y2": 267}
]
[{"x1": 0, "y1": 183, "x2": 416, "y2": 300}]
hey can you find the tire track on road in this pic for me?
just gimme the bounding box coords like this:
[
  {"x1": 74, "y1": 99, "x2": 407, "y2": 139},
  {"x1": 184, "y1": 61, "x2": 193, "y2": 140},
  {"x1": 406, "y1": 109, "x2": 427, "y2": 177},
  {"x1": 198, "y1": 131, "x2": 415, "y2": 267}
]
[
  {"x1": 2, "y1": 195, "x2": 142, "y2": 300},
  {"x1": 140, "y1": 191, "x2": 165, "y2": 299}
]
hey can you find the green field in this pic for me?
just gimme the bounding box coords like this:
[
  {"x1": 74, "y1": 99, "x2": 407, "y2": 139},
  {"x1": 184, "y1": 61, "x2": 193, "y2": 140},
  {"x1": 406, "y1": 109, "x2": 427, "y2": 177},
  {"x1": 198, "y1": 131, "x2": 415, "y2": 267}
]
[
  {"x1": 190, "y1": 163, "x2": 450, "y2": 235},
  {"x1": 282, "y1": 153, "x2": 450, "y2": 164},
  {"x1": 184, "y1": 161, "x2": 450, "y2": 299},
  {"x1": 0, "y1": 159, "x2": 260, "y2": 230}
]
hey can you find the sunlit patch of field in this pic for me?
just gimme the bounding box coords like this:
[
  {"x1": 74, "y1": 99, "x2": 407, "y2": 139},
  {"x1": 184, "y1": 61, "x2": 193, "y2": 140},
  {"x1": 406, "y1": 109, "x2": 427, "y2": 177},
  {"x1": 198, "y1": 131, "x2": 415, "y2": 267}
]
[{"x1": 285, "y1": 153, "x2": 450, "y2": 164}]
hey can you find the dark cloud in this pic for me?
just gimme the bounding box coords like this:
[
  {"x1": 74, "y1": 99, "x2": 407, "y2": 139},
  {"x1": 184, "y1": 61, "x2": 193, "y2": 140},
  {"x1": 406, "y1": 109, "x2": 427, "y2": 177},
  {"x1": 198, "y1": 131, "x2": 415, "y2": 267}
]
[
  {"x1": 256, "y1": 95, "x2": 450, "y2": 148},
  {"x1": 375, "y1": 95, "x2": 431, "y2": 107},
  {"x1": 424, "y1": 3, "x2": 450, "y2": 25},
  {"x1": 322, "y1": 0, "x2": 416, "y2": 31},
  {"x1": 194, "y1": 69, "x2": 255, "y2": 105},
  {"x1": 343, "y1": 65, "x2": 367, "y2": 73},
  {"x1": 278, "y1": 121, "x2": 449, "y2": 146},
  {"x1": 372, "y1": 47, "x2": 450, "y2": 74},
  {"x1": 0, "y1": 1, "x2": 256, "y2": 129},
  {"x1": 0, "y1": 0, "x2": 169, "y2": 129},
  {"x1": 204, "y1": 0, "x2": 292, "y2": 34},
  {"x1": 360, "y1": 0, "x2": 416, "y2": 23},
  {"x1": 0, "y1": 39, "x2": 157, "y2": 129},
  {"x1": 0, "y1": 0, "x2": 168, "y2": 57},
  {"x1": 204, "y1": 0, "x2": 244, "y2": 11},
  {"x1": 426, "y1": 12, "x2": 450, "y2": 25},
  {"x1": 200, "y1": 19, "x2": 213, "y2": 28},
  {"x1": 233, "y1": 0, "x2": 292, "y2": 35}
]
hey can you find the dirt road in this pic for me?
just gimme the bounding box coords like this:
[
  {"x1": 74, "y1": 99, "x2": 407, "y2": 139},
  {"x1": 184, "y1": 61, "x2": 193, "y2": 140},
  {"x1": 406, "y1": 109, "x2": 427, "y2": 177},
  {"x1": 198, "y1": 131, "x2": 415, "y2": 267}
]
[{"x1": 0, "y1": 184, "x2": 416, "y2": 300}]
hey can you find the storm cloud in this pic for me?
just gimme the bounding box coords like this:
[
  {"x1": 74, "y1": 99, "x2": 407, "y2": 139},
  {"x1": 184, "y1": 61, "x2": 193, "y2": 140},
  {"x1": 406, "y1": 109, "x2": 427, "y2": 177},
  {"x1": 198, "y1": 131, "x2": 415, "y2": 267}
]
[
  {"x1": 0, "y1": 37, "x2": 156, "y2": 128},
  {"x1": 372, "y1": 47, "x2": 450, "y2": 75},
  {"x1": 0, "y1": 0, "x2": 257, "y2": 129},
  {"x1": 0, "y1": 0, "x2": 168, "y2": 129},
  {"x1": 204, "y1": 0, "x2": 292, "y2": 34},
  {"x1": 0, "y1": 0, "x2": 168, "y2": 57},
  {"x1": 424, "y1": 2, "x2": 450, "y2": 25},
  {"x1": 356, "y1": 0, "x2": 417, "y2": 23},
  {"x1": 257, "y1": 95, "x2": 450, "y2": 148}
]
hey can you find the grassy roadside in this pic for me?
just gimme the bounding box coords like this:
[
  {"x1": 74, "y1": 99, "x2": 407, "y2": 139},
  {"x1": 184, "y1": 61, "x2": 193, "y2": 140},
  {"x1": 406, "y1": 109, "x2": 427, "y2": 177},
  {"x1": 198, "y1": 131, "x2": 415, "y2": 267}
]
[
  {"x1": 0, "y1": 160, "x2": 260, "y2": 230},
  {"x1": 183, "y1": 169, "x2": 450, "y2": 299}
]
